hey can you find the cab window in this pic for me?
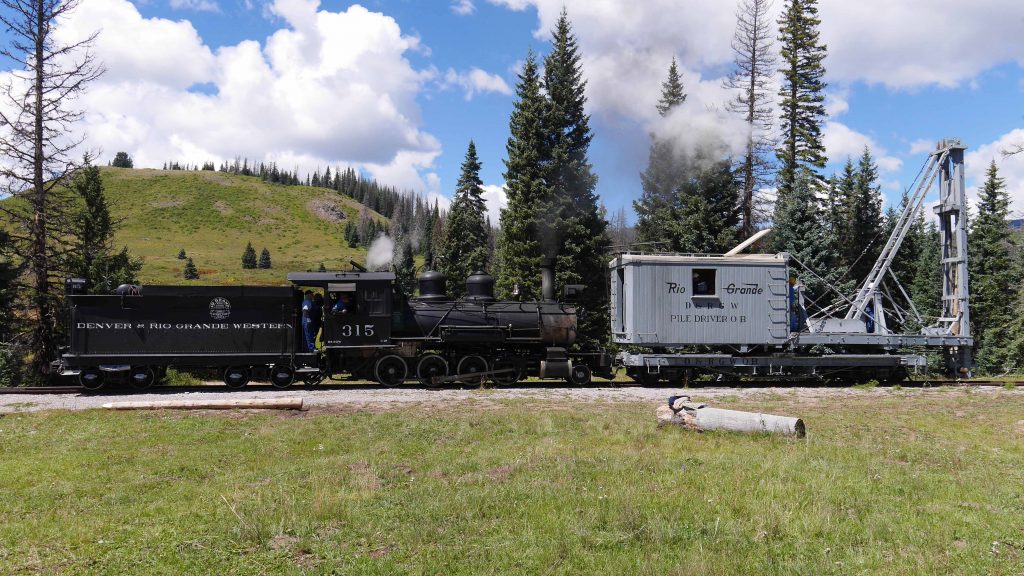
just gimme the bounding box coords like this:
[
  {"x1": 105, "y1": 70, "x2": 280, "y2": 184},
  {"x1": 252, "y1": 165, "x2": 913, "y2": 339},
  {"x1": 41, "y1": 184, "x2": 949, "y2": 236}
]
[{"x1": 692, "y1": 269, "x2": 717, "y2": 296}]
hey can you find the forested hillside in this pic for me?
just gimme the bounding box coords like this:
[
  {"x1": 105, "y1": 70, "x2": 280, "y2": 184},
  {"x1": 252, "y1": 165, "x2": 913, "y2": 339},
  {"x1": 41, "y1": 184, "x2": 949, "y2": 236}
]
[{"x1": 101, "y1": 168, "x2": 389, "y2": 285}]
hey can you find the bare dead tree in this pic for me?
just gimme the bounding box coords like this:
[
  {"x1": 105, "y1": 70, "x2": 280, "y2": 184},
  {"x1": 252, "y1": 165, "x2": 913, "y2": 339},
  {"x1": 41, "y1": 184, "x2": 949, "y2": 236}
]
[
  {"x1": 724, "y1": 0, "x2": 777, "y2": 239},
  {"x1": 0, "y1": 0, "x2": 103, "y2": 377},
  {"x1": 1004, "y1": 143, "x2": 1023, "y2": 157}
]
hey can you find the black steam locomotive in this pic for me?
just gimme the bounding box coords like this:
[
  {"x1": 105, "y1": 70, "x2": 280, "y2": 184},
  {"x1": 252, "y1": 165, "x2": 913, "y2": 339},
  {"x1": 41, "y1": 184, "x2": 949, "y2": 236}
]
[{"x1": 59, "y1": 260, "x2": 609, "y2": 390}]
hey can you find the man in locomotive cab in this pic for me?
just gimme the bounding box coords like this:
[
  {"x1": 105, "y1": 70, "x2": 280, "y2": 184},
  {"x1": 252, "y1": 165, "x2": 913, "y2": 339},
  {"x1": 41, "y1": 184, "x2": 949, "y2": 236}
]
[
  {"x1": 330, "y1": 291, "x2": 354, "y2": 315},
  {"x1": 301, "y1": 290, "x2": 317, "y2": 352}
]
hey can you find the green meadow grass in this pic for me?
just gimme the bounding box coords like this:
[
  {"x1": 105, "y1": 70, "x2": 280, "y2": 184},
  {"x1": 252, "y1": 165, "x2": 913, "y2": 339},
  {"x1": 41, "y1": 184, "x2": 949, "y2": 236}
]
[
  {"x1": 1, "y1": 391, "x2": 1022, "y2": 575},
  {"x1": 100, "y1": 167, "x2": 387, "y2": 286}
]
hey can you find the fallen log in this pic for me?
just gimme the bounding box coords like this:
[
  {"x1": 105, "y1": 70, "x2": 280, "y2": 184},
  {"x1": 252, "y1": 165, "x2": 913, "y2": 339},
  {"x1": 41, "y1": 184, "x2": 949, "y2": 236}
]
[
  {"x1": 656, "y1": 395, "x2": 804, "y2": 437},
  {"x1": 102, "y1": 398, "x2": 305, "y2": 411}
]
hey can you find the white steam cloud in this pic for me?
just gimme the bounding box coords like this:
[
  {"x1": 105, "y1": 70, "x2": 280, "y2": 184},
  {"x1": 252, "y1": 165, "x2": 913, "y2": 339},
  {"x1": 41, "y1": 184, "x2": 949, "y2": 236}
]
[
  {"x1": 650, "y1": 104, "x2": 750, "y2": 169},
  {"x1": 366, "y1": 234, "x2": 395, "y2": 271}
]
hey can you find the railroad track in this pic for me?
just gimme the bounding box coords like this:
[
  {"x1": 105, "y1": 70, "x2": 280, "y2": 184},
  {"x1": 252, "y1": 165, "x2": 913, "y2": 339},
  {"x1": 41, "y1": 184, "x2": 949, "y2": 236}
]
[{"x1": 1, "y1": 380, "x2": 1020, "y2": 395}]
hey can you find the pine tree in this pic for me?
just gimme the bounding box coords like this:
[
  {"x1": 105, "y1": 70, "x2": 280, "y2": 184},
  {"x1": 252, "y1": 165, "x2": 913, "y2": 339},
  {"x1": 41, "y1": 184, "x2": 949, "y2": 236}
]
[
  {"x1": 910, "y1": 220, "x2": 942, "y2": 321},
  {"x1": 0, "y1": 228, "x2": 18, "y2": 344},
  {"x1": 438, "y1": 141, "x2": 490, "y2": 296},
  {"x1": 66, "y1": 164, "x2": 142, "y2": 294},
  {"x1": 111, "y1": 152, "x2": 133, "y2": 168},
  {"x1": 772, "y1": 170, "x2": 833, "y2": 304},
  {"x1": 183, "y1": 257, "x2": 199, "y2": 280},
  {"x1": 775, "y1": 0, "x2": 828, "y2": 200},
  {"x1": 542, "y1": 9, "x2": 611, "y2": 347},
  {"x1": 666, "y1": 154, "x2": 739, "y2": 254},
  {"x1": 725, "y1": 0, "x2": 777, "y2": 238},
  {"x1": 258, "y1": 247, "x2": 272, "y2": 269},
  {"x1": 177, "y1": 248, "x2": 186, "y2": 260},
  {"x1": 393, "y1": 237, "x2": 417, "y2": 298},
  {"x1": 839, "y1": 148, "x2": 884, "y2": 284},
  {"x1": 969, "y1": 161, "x2": 1017, "y2": 370},
  {"x1": 241, "y1": 242, "x2": 257, "y2": 269},
  {"x1": 635, "y1": 59, "x2": 687, "y2": 249},
  {"x1": 496, "y1": 50, "x2": 548, "y2": 300}
]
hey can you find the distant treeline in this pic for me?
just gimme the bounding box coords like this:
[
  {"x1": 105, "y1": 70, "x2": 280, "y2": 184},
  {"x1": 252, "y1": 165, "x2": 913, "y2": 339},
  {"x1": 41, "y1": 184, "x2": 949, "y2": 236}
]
[{"x1": 162, "y1": 157, "x2": 445, "y2": 265}]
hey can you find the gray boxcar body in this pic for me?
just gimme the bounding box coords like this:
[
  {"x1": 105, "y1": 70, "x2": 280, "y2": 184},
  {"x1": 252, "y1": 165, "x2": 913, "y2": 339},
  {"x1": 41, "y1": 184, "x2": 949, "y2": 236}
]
[{"x1": 610, "y1": 253, "x2": 791, "y2": 347}]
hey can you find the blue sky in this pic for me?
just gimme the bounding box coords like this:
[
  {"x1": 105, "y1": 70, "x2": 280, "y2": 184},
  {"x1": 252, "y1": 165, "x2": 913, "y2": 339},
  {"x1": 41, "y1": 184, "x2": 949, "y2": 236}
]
[{"x1": 37, "y1": 0, "x2": 1024, "y2": 223}]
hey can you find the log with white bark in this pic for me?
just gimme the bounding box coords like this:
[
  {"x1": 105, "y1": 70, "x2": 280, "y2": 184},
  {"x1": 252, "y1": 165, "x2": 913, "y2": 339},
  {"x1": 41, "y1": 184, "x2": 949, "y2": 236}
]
[
  {"x1": 656, "y1": 396, "x2": 804, "y2": 437},
  {"x1": 102, "y1": 398, "x2": 305, "y2": 411}
]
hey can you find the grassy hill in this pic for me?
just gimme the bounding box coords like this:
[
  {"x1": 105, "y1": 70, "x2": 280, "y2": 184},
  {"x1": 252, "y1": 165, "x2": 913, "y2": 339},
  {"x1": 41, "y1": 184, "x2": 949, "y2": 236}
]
[{"x1": 101, "y1": 168, "x2": 386, "y2": 286}]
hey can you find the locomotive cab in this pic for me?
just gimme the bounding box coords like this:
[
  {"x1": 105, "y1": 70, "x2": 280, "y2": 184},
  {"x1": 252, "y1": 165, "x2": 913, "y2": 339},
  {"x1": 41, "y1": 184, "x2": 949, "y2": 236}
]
[{"x1": 286, "y1": 272, "x2": 394, "y2": 348}]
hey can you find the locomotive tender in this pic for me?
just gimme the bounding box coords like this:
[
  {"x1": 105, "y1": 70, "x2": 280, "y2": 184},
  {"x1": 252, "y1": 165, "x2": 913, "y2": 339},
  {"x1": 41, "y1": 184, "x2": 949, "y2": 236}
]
[{"x1": 60, "y1": 260, "x2": 604, "y2": 390}]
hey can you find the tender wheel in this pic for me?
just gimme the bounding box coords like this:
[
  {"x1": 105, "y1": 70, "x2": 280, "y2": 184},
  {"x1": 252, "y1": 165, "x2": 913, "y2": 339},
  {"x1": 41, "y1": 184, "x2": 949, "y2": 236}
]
[
  {"x1": 223, "y1": 366, "x2": 250, "y2": 389},
  {"x1": 568, "y1": 363, "x2": 592, "y2": 386},
  {"x1": 302, "y1": 372, "x2": 324, "y2": 387},
  {"x1": 417, "y1": 355, "x2": 448, "y2": 387},
  {"x1": 270, "y1": 365, "x2": 295, "y2": 389},
  {"x1": 129, "y1": 366, "x2": 156, "y2": 390},
  {"x1": 457, "y1": 355, "x2": 489, "y2": 386},
  {"x1": 374, "y1": 355, "x2": 408, "y2": 387},
  {"x1": 491, "y1": 359, "x2": 521, "y2": 385},
  {"x1": 79, "y1": 368, "x2": 104, "y2": 391}
]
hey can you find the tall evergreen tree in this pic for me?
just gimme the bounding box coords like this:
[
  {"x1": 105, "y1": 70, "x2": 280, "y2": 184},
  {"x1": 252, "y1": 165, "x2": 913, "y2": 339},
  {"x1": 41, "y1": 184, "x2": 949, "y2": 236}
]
[
  {"x1": 969, "y1": 161, "x2": 1017, "y2": 370},
  {"x1": 772, "y1": 170, "x2": 833, "y2": 305},
  {"x1": 66, "y1": 164, "x2": 141, "y2": 294},
  {"x1": 496, "y1": 50, "x2": 548, "y2": 300},
  {"x1": 725, "y1": 0, "x2": 777, "y2": 238},
  {"x1": 774, "y1": 0, "x2": 827, "y2": 203},
  {"x1": 393, "y1": 237, "x2": 416, "y2": 299},
  {"x1": 666, "y1": 154, "x2": 739, "y2": 254},
  {"x1": 841, "y1": 148, "x2": 884, "y2": 284},
  {"x1": 258, "y1": 247, "x2": 272, "y2": 269},
  {"x1": 241, "y1": 242, "x2": 257, "y2": 269},
  {"x1": 635, "y1": 59, "x2": 687, "y2": 249},
  {"x1": 909, "y1": 220, "x2": 942, "y2": 321},
  {"x1": 542, "y1": 9, "x2": 610, "y2": 347},
  {"x1": 437, "y1": 141, "x2": 489, "y2": 296}
]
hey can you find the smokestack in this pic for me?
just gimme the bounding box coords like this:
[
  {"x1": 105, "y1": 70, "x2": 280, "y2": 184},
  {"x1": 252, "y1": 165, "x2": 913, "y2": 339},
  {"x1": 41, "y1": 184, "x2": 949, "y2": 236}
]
[{"x1": 540, "y1": 257, "x2": 555, "y2": 301}]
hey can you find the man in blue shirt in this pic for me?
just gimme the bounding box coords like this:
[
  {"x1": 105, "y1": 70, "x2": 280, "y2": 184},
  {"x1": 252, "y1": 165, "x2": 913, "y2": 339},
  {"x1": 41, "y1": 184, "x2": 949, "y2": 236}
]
[
  {"x1": 301, "y1": 290, "x2": 316, "y2": 352},
  {"x1": 331, "y1": 292, "x2": 351, "y2": 315}
]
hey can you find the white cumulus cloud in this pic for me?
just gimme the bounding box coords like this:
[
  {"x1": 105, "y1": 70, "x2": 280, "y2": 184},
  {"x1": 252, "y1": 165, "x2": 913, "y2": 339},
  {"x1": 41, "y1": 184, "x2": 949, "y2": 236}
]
[
  {"x1": 965, "y1": 129, "x2": 1024, "y2": 217},
  {"x1": 169, "y1": 0, "x2": 220, "y2": 12},
  {"x1": 481, "y1": 183, "x2": 508, "y2": 224},
  {"x1": 443, "y1": 67, "x2": 512, "y2": 100},
  {"x1": 451, "y1": 0, "x2": 475, "y2": 16},
  {"x1": 52, "y1": 0, "x2": 443, "y2": 193},
  {"x1": 823, "y1": 122, "x2": 902, "y2": 173}
]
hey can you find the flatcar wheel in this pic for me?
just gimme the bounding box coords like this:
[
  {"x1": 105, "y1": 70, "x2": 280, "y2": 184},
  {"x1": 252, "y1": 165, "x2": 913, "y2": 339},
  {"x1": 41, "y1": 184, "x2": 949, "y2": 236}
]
[
  {"x1": 457, "y1": 355, "x2": 489, "y2": 386},
  {"x1": 270, "y1": 365, "x2": 295, "y2": 389},
  {"x1": 79, "y1": 368, "x2": 104, "y2": 391},
  {"x1": 129, "y1": 366, "x2": 156, "y2": 390},
  {"x1": 223, "y1": 366, "x2": 250, "y2": 389},
  {"x1": 417, "y1": 355, "x2": 448, "y2": 387},
  {"x1": 491, "y1": 359, "x2": 520, "y2": 386},
  {"x1": 375, "y1": 355, "x2": 408, "y2": 387},
  {"x1": 567, "y1": 364, "x2": 592, "y2": 386}
]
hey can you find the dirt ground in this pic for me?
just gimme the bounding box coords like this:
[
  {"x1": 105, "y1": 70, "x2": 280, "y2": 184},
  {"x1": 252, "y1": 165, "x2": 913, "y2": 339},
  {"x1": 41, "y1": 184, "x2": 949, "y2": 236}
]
[{"x1": 0, "y1": 383, "x2": 1015, "y2": 414}]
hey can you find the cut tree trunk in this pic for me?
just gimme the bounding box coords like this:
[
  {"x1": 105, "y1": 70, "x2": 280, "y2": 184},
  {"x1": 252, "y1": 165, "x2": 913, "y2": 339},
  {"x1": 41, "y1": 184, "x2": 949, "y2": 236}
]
[{"x1": 656, "y1": 396, "x2": 804, "y2": 437}]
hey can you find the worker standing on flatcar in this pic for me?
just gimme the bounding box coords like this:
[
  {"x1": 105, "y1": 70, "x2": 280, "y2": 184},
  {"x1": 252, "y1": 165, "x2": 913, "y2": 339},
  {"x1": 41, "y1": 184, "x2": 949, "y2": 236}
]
[{"x1": 301, "y1": 290, "x2": 316, "y2": 352}]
